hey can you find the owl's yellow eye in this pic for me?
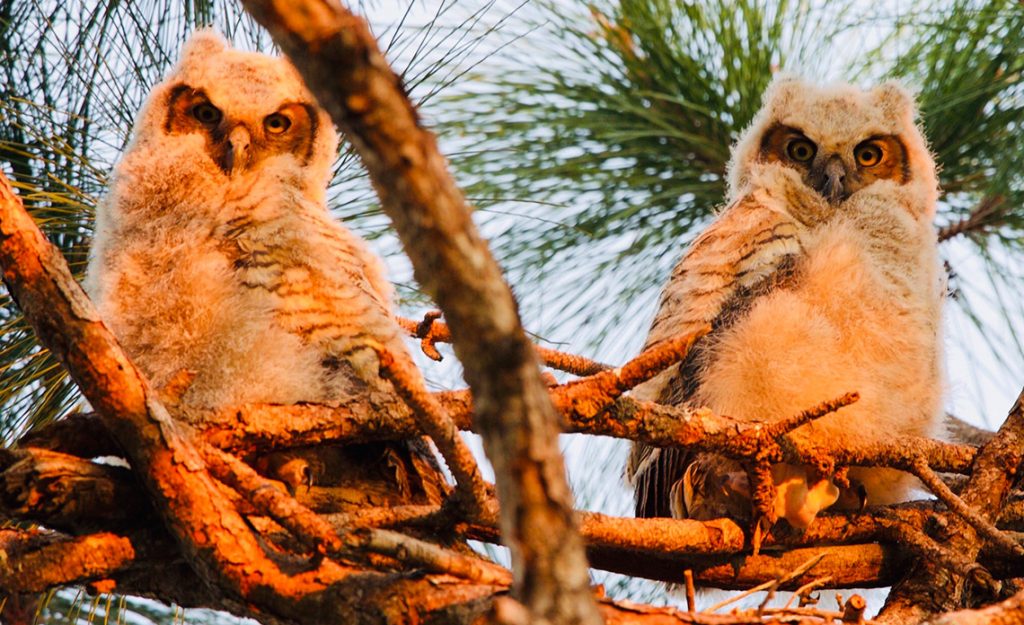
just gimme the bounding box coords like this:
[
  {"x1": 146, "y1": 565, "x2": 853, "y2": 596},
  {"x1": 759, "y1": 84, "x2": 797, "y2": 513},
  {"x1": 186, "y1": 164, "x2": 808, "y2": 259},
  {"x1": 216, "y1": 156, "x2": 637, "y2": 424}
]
[
  {"x1": 192, "y1": 103, "x2": 222, "y2": 125},
  {"x1": 786, "y1": 138, "x2": 816, "y2": 163},
  {"x1": 855, "y1": 142, "x2": 884, "y2": 167},
  {"x1": 264, "y1": 113, "x2": 291, "y2": 134}
]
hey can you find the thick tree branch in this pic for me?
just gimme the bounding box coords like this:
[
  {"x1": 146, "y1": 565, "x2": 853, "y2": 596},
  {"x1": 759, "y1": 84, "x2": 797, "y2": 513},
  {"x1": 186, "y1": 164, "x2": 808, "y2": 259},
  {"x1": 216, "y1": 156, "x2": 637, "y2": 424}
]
[
  {"x1": 0, "y1": 529, "x2": 141, "y2": 592},
  {"x1": 879, "y1": 388, "x2": 1024, "y2": 623},
  {"x1": 236, "y1": 2, "x2": 601, "y2": 623},
  {"x1": 25, "y1": 391, "x2": 976, "y2": 480},
  {"x1": 2, "y1": 171, "x2": 539, "y2": 624},
  {"x1": 0, "y1": 447, "x2": 149, "y2": 532},
  {"x1": 10, "y1": 445, "x2": 1024, "y2": 593}
]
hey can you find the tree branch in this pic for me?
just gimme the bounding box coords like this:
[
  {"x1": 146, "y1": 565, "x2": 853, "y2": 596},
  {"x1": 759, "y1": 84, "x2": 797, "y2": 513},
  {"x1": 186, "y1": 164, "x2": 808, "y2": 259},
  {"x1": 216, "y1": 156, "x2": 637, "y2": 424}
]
[
  {"x1": 1, "y1": 170, "x2": 527, "y2": 624},
  {"x1": 236, "y1": 2, "x2": 601, "y2": 622},
  {"x1": 937, "y1": 194, "x2": 1007, "y2": 242},
  {"x1": 879, "y1": 388, "x2": 1024, "y2": 623}
]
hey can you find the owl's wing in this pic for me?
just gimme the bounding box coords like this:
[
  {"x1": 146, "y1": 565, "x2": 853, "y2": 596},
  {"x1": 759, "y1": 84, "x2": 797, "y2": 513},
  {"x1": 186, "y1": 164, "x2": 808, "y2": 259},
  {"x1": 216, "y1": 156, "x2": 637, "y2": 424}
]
[
  {"x1": 223, "y1": 208, "x2": 448, "y2": 503},
  {"x1": 630, "y1": 194, "x2": 804, "y2": 519},
  {"x1": 226, "y1": 208, "x2": 402, "y2": 371}
]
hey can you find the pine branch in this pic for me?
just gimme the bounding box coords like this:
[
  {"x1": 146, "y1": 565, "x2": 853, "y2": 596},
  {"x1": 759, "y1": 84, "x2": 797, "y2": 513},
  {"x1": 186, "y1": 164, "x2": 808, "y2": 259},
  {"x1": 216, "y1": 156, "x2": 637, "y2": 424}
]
[
  {"x1": 237, "y1": 2, "x2": 602, "y2": 622},
  {"x1": 937, "y1": 195, "x2": 1007, "y2": 242}
]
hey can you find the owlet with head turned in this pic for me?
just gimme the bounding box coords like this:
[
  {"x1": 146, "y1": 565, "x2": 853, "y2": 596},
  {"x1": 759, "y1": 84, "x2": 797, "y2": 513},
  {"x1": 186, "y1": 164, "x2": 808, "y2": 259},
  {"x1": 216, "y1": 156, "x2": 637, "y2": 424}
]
[
  {"x1": 86, "y1": 30, "x2": 444, "y2": 505},
  {"x1": 627, "y1": 77, "x2": 944, "y2": 529}
]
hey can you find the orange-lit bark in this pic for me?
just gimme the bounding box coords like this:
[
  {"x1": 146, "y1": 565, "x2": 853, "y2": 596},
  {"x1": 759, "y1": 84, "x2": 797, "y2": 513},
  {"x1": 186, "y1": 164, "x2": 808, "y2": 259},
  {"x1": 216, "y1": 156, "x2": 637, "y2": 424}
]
[{"x1": 237, "y1": 2, "x2": 603, "y2": 623}]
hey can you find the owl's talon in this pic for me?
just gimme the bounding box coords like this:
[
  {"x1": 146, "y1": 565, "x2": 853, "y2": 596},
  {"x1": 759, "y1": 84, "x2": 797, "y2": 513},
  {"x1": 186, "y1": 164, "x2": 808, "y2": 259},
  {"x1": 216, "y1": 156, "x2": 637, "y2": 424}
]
[
  {"x1": 415, "y1": 310, "x2": 443, "y2": 336},
  {"x1": 420, "y1": 338, "x2": 443, "y2": 361},
  {"x1": 416, "y1": 311, "x2": 445, "y2": 361}
]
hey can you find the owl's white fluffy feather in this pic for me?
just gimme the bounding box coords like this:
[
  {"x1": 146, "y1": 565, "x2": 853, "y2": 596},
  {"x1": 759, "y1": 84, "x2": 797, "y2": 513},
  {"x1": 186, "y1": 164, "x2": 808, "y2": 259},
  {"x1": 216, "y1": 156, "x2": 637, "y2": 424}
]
[
  {"x1": 629, "y1": 76, "x2": 944, "y2": 527},
  {"x1": 86, "y1": 30, "x2": 399, "y2": 409}
]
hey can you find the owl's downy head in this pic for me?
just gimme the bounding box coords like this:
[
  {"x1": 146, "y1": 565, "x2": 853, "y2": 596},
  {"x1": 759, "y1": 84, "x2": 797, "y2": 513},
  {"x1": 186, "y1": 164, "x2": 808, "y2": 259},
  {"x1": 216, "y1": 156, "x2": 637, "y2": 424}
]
[
  {"x1": 127, "y1": 30, "x2": 338, "y2": 204},
  {"x1": 727, "y1": 76, "x2": 938, "y2": 215}
]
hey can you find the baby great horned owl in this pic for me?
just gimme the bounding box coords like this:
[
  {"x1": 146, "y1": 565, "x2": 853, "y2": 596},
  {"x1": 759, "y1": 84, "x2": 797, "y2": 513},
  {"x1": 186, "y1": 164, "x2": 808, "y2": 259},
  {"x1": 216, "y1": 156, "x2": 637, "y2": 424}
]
[
  {"x1": 86, "y1": 30, "x2": 444, "y2": 506},
  {"x1": 627, "y1": 77, "x2": 944, "y2": 529}
]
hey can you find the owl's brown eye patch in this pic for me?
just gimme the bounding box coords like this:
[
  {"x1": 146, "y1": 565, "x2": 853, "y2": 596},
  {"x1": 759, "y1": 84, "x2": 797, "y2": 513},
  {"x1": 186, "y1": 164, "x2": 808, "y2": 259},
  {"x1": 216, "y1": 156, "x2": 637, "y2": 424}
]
[
  {"x1": 264, "y1": 113, "x2": 291, "y2": 134},
  {"x1": 166, "y1": 84, "x2": 222, "y2": 136},
  {"x1": 758, "y1": 124, "x2": 816, "y2": 170},
  {"x1": 855, "y1": 142, "x2": 883, "y2": 167},
  {"x1": 263, "y1": 103, "x2": 318, "y2": 164},
  {"x1": 786, "y1": 138, "x2": 816, "y2": 163},
  {"x1": 853, "y1": 135, "x2": 909, "y2": 185}
]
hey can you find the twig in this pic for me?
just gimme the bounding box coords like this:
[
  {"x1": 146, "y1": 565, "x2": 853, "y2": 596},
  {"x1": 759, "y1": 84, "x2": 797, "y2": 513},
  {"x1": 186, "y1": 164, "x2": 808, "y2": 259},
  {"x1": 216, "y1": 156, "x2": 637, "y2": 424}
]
[
  {"x1": 326, "y1": 505, "x2": 440, "y2": 529},
  {"x1": 910, "y1": 456, "x2": 1024, "y2": 557},
  {"x1": 841, "y1": 594, "x2": 866, "y2": 624},
  {"x1": 357, "y1": 528, "x2": 511, "y2": 586},
  {"x1": 552, "y1": 327, "x2": 710, "y2": 420},
  {"x1": 760, "y1": 606, "x2": 849, "y2": 620},
  {"x1": 706, "y1": 554, "x2": 825, "y2": 613},
  {"x1": 783, "y1": 577, "x2": 832, "y2": 609},
  {"x1": 748, "y1": 459, "x2": 778, "y2": 556},
  {"x1": 705, "y1": 577, "x2": 781, "y2": 613},
  {"x1": 716, "y1": 393, "x2": 859, "y2": 460},
  {"x1": 202, "y1": 446, "x2": 345, "y2": 556},
  {"x1": 684, "y1": 569, "x2": 696, "y2": 613},
  {"x1": 762, "y1": 392, "x2": 860, "y2": 441},
  {"x1": 374, "y1": 345, "x2": 491, "y2": 519},
  {"x1": 937, "y1": 194, "x2": 1005, "y2": 242}
]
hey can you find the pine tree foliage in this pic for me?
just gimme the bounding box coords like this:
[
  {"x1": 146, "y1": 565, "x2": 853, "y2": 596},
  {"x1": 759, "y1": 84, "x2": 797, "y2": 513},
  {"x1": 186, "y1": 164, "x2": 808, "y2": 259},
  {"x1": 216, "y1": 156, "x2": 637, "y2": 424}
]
[
  {"x1": 1, "y1": 0, "x2": 1023, "y2": 618},
  {"x1": 441, "y1": 0, "x2": 1024, "y2": 368}
]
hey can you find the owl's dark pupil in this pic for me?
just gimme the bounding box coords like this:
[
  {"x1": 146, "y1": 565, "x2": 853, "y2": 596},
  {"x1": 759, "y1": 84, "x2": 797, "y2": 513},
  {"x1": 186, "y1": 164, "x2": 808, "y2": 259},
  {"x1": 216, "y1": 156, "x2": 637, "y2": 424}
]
[{"x1": 192, "y1": 103, "x2": 221, "y2": 124}]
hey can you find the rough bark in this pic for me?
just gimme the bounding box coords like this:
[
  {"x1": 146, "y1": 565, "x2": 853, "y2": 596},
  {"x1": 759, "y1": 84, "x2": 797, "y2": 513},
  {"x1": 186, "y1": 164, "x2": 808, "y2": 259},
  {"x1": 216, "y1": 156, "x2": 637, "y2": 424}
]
[
  {"x1": 926, "y1": 588, "x2": 1024, "y2": 625},
  {"x1": 878, "y1": 389, "x2": 1024, "y2": 623},
  {"x1": 23, "y1": 390, "x2": 975, "y2": 478},
  {"x1": 235, "y1": 2, "x2": 601, "y2": 623},
  {"x1": 0, "y1": 1, "x2": 1021, "y2": 621},
  {"x1": 0, "y1": 171, "x2": 514, "y2": 624}
]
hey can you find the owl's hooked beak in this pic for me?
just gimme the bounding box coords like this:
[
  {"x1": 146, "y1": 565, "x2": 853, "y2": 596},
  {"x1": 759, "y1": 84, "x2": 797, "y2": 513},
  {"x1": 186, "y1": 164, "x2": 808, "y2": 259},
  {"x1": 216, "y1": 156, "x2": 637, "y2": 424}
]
[
  {"x1": 815, "y1": 155, "x2": 848, "y2": 204},
  {"x1": 220, "y1": 125, "x2": 252, "y2": 175}
]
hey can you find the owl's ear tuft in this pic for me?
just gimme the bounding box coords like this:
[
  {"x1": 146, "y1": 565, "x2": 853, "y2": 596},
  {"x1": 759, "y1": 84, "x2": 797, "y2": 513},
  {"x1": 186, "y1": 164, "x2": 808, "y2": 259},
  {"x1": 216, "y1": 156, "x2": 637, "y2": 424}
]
[
  {"x1": 181, "y1": 29, "x2": 229, "y2": 62},
  {"x1": 872, "y1": 81, "x2": 916, "y2": 120}
]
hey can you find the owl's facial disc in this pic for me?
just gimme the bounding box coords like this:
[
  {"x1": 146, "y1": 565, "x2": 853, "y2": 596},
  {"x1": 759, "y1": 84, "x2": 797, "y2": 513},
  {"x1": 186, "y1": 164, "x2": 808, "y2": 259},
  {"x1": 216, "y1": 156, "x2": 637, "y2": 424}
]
[
  {"x1": 165, "y1": 83, "x2": 319, "y2": 177},
  {"x1": 758, "y1": 123, "x2": 911, "y2": 204}
]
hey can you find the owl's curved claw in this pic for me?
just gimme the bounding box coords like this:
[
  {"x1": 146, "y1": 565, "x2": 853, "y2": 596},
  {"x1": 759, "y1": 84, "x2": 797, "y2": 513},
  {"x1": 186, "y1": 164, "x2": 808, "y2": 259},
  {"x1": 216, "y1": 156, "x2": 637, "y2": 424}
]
[{"x1": 414, "y1": 311, "x2": 445, "y2": 360}]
